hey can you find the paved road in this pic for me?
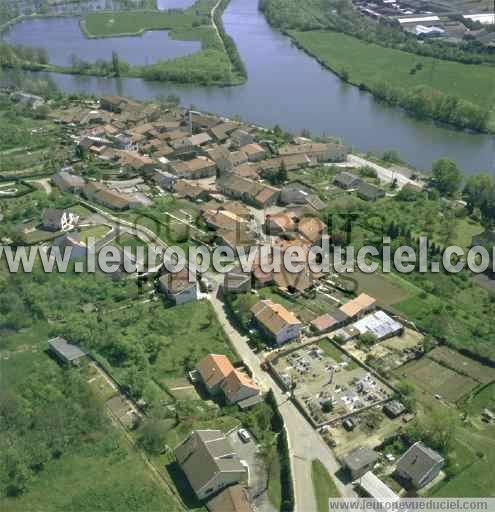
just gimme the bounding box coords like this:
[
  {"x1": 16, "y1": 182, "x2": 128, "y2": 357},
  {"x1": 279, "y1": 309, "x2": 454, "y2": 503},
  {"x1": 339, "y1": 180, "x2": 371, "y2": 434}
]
[
  {"x1": 84, "y1": 199, "x2": 356, "y2": 509},
  {"x1": 208, "y1": 294, "x2": 356, "y2": 512},
  {"x1": 345, "y1": 154, "x2": 423, "y2": 190}
]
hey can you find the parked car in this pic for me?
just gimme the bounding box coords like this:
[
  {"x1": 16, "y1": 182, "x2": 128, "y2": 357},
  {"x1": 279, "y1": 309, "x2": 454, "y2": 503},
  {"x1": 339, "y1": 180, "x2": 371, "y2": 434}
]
[{"x1": 238, "y1": 428, "x2": 251, "y2": 443}]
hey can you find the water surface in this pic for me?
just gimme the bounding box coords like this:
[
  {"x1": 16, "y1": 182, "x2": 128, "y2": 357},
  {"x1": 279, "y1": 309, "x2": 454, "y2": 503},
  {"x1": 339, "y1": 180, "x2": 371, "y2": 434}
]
[
  {"x1": 5, "y1": 0, "x2": 494, "y2": 174},
  {"x1": 3, "y1": 16, "x2": 201, "y2": 67}
]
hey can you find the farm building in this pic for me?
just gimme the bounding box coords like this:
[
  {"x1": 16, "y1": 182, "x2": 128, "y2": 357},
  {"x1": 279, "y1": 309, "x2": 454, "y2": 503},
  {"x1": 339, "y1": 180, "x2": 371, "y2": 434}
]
[
  {"x1": 48, "y1": 337, "x2": 87, "y2": 366},
  {"x1": 353, "y1": 311, "x2": 403, "y2": 341},
  {"x1": 343, "y1": 448, "x2": 379, "y2": 479}
]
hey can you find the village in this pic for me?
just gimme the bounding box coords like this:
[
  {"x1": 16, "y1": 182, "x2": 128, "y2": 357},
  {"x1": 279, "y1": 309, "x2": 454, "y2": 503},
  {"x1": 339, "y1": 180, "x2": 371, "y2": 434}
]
[{"x1": 1, "y1": 90, "x2": 495, "y2": 512}]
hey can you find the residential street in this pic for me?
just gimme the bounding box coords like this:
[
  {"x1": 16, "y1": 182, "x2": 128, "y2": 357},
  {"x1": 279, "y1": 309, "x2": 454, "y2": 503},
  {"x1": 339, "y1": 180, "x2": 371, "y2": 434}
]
[{"x1": 208, "y1": 294, "x2": 356, "y2": 512}]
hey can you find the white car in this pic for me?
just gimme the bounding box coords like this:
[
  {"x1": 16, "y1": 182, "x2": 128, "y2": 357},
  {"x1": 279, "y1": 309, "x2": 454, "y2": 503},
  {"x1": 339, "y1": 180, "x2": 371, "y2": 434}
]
[{"x1": 238, "y1": 428, "x2": 251, "y2": 443}]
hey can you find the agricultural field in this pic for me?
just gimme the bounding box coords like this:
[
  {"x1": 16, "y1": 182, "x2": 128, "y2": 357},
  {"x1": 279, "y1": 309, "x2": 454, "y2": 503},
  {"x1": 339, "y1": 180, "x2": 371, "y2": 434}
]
[
  {"x1": 351, "y1": 270, "x2": 419, "y2": 309},
  {"x1": 428, "y1": 346, "x2": 495, "y2": 385},
  {"x1": 395, "y1": 357, "x2": 479, "y2": 403}
]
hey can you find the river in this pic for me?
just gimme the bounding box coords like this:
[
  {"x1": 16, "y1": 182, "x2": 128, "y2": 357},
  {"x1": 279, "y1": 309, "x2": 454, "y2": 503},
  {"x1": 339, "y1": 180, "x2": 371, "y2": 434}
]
[{"x1": 3, "y1": 0, "x2": 494, "y2": 174}]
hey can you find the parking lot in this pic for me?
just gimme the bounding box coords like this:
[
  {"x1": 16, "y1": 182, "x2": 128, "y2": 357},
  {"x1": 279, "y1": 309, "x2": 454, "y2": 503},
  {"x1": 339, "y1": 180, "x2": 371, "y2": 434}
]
[{"x1": 272, "y1": 340, "x2": 394, "y2": 426}]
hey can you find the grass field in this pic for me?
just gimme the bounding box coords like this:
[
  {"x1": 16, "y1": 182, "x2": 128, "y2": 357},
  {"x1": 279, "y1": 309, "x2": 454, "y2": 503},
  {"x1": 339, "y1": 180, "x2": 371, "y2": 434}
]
[
  {"x1": 352, "y1": 270, "x2": 418, "y2": 309},
  {"x1": 311, "y1": 459, "x2": 340, "y2": 512},
  {"x1": 395, "y1": 357, "x2": 479, "y2": 403},
  {"x1": 78, "y1": 224, "x2": 111, "y2": 243},
  {"x1": 289, "y1": 30, "x2": 495, "y2": 129},
  {"x1": 428, "y1": 346, "x2": 495, "y2": 385}
]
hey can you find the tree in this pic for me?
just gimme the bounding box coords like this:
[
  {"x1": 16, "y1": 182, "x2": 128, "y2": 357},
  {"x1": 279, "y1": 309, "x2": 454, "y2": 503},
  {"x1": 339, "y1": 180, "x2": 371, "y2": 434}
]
[
  {"x1": 431, "y1": 158, "x2": 462, "y2": 197},
  {"x1": 396, "y1": 379, "x2": 416, "y2": 412},
  {"x1": 277, "y1": 160, "x2": 288, "y2": 184},
  {"x1": 322, "y1": 400, "x2": 334, "y2": 413},
  {"x1": 137, "y1": 419, "x2": 169, "y2": 455},
  {"x1": 112, "y1": 51, "x2": 120, "y2": 76},
  {"x1": 382, "y1": 149, "x2": 401, "y2": 164}
]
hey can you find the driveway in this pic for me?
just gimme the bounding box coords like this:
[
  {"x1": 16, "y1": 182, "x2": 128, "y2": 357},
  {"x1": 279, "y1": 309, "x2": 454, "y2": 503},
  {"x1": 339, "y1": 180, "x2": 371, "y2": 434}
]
[{"x1": 228, "y1": 428, "x2": 275, "y2": 512}]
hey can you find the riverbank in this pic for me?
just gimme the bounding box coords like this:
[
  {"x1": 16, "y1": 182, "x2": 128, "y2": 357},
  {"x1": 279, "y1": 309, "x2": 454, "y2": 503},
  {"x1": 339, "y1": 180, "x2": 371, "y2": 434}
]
[
  {"x1": 288, "y1": 30, "x2": 495, "y2": 134},
  {"x1": 258, "y1": 0, "x2": 495, "y2": 133}
]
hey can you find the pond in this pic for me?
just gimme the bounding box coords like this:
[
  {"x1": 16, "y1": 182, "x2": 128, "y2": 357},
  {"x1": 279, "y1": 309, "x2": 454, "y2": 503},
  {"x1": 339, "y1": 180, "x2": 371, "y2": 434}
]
[{"x1": 2, "y1": 16, "x2": 201, "y2": 67}]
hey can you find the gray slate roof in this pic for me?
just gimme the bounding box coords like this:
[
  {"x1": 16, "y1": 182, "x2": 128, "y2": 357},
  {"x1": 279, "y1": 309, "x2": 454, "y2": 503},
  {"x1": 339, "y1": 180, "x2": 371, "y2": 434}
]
[
  {"x1": 175, "y1": 430, "x2": 245, "y2": 495},
  {"x1": 343, "y1": 447, "x2": 379, "y2": 473},
  {"x1": 396, "y1": 442, "x2": 444, "y2": 483},
  {"x1": 48, "y1": 336, "x2": 86, "y2": 361}
]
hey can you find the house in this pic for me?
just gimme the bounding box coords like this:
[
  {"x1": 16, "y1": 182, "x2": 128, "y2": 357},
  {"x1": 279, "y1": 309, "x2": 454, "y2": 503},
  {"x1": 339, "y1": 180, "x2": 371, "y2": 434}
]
[
  {"x1": 231, "y1": 129, "x2": 254, "y2": 147},
  {"x1": 357, "y1": 182, "x2": 385, "y2": 202},
  {"x1": 310, "y1": 311, "x2": 349, "y2": 334},
  {"x1": 280, "y1": 184, "x2": 326, "y2": 211},
  {"x1": 41, "y1": 208, "x2": 79, "y2": 232},
  {"x1": 158, "y1": 269, "x2": 197, "y2": 305},
  {"x1": 241, "y1": 143, "x2": 265, "y2": 162},
  {"x1": 343, "y1": 448, "x2": 379, "y2": 479},
  {"x1": 100, "y1": 95, "x2": 127, "y2": 113},
  {"x1": 167, "y1": 157, "x2": 216, "y2": 179},
  {"x1": 217, "y1": 175, "x2": 279, "y2": 208},
  {"x1": 383, "y1": 400, "x2": 406, "y2": 418},
  {"x1": 221, "y1": 370, "x2": 259, "y2": 405},
  {"x1": 209, "y1": 122, "x2": 240, "y2": 142},
  {"x1": 265, "y1": 212, "x2": 296, "y2": 235},
  {"x1": 153, "y1": 170, "x2": 177, "y2": 192},
  {"x1": 232, "y1": 163, "x2": 260, "y2": 180},
  {"x1": 251, "y1": 299, "x2": 302, "y2": 345},
  {"x1": 189, "y1": 132, "x2": 213, "y2": 147},
  {"x1": 206, "y1": 484, "x2": 253, "y2": 512},
  {"x1": 395, "y1": 442, "x2": 445, "y2": 489},
  {"x1": 355, "y1": 471, "x2": 400, "y2": 505},
  {"x1": 83, "y1": 182, "x2": 138, "y2": 211},
  {"x1": 197, "y1": 354, "x2": 236, "y2": 394},
  {"x1": 339, "y1": 293, "x2": 376, "y2": 319},
  {"x1": 116, "y1": 150, "x2": 154, "y2": 172},
  {"x1": 334, "y1": 172, "x2": 361, "y2": 190},
  {"x1": 222, "y1": 267, "x2": 252, "y2": 294},
  {"x1": 48, "y1": 336, "x2": 87, "y2": 366},
  {"x1": 353, "y1": 311, "x2": 403, "y2": 341},
  {"x1": 279, "y1": 142, "x2": 348, "y2": 163},
  {"x1": 191, "y1": 112, "x2": 222, "y2": 131},
  {"x1": 175, "y1": 180, "x2": 210, "y2": 201},
  {"x1": 258, "y1": 154, "x2": 313, "y2": 174},
  {"x1": 175, "y1": 430, "x2": 248, "y2": 501},
  {"x1": 52, "y1": 171, "x2": 86, "y2": 193},
  {"x1": 297, "y1": 216, "x2": 325, "y2": 244}
]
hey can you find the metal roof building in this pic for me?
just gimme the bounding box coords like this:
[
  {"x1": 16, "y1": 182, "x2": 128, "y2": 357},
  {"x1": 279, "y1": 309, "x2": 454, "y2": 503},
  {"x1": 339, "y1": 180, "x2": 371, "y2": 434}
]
[
  {"x1": 355, "y1": 471, "x2": 400, "y2": 503},
  {"x1": 353, "y1": 310, "x2": 402, "y2": 341},
  {"x1": 48, "y1": 337, "x2": 87, "y2": 365}
]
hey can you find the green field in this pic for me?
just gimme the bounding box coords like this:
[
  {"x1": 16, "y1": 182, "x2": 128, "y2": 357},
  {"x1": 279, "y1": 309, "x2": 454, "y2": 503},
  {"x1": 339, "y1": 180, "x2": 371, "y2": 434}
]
[
  {"x1": 289, "y1": 30, "x2": 495, "y2": 130},
  {"x1": 76, "y1": 0, "x2": 242, "y2": 85},
  {"x1": 0, "y1": 351, "x2": 180, "y2": 511},
  {"x1": 82, "y1": 7, "x2": 203, "y2": 37},
  {"x1": 311, "y1": 459, "x2": 340, "y2": 512},
  {"x1": 395, "y1": 357, "x2": 479, "y2": 403},
  {"x1": 78, "y1": 224, "x2": 111, "y2": 243}
]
